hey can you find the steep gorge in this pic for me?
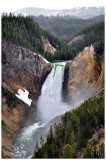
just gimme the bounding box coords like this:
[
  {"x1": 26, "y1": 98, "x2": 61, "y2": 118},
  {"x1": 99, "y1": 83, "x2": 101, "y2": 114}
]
[
  {"x1": 2, "y1": 39, "x2": 52, "y2": 158},
  {"x1": 32, "y1": 45, "x2": 104, "y2": 158},
  {"x1": 2, "y1": 40, "x2": 104, "y2": 158}
]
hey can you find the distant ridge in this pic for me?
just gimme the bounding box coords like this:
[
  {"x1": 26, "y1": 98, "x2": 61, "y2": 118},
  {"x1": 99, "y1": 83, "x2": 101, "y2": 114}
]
[{"x1": 13, "y1": 6, "x2": 104, "y2": 19}]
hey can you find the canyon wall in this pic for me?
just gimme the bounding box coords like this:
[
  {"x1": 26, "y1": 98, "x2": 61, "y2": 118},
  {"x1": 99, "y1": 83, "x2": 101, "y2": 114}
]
[
  {"x1": 2, "y1": 39, "x2": 52, "y2": 158},
  {"x1": 2, "y1": 39, "x2": 52, "y2": 100},
  {"x1": 63, "y1": 45, "x2": 104, "y2": 106},
  {"x1": 2, "y1": 100, "x2": 32, "y2": 158}
]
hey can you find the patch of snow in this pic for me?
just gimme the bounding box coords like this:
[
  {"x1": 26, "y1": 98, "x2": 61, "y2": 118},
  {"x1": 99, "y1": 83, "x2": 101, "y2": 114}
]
[
  {"x1": 38, "y1": 54, "x2": 50, "y2": 64},
  {"x1": 33, "y1": 52, "x2": 37, "y2": 55},
  {"x1": 15, "y1": 89, "x2": 32, "y2": 106}
]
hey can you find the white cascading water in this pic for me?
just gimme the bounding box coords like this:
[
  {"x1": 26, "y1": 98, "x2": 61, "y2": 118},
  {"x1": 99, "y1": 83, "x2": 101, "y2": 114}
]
[
  {"x1": 13, "y1": 62, "x2": 70, "y2": 159},
  {"x1": 37, "y1": 62, "x2": 70, "y2": 122}
]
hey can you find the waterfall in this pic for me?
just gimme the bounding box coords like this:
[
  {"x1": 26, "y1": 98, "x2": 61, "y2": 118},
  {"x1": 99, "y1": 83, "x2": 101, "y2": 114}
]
[
  {"x1": 37, "y1": 62, "x2": 69, "y2": 122},
  {"x1": 13, "y1": 61, "x2": 70, "y2": 159}
]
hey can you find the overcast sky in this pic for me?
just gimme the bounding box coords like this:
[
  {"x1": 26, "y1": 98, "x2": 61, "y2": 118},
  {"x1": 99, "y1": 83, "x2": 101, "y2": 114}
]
[{"x1": 0, "y1": 0, "x2": 105, "y2": 13}]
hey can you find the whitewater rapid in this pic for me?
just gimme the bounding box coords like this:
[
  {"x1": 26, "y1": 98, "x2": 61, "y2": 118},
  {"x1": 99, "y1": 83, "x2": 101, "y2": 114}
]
[{"x1": 13, "y1": 62, "x2": 70, "y2": 158}]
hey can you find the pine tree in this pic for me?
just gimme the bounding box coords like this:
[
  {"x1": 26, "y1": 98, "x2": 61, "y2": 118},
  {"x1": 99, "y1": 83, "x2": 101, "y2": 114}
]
[
  {"x1": 63, "y1": 144, "x2": 71, "y2": 158},
  {"x1": 40, "y1": 135, "x2": 44, "y2": 145},
  {"x1": 83, "y1": 144, "x2": 92, "y2": 158},
  {"x1": 70, "y1": 130, "x2": 75, "y2": 145}
]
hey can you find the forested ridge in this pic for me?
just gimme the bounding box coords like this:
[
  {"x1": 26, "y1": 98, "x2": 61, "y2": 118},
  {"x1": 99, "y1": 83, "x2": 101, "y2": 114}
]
[
  {"x1": 69, "y1": 21, "x2": 104, "y2": 55},
  {"x1": 31, "y1": 15, "x2": 104, "y2": 39},
  {"x1": 33, "y1": 96, "x2": 104, "y2": 158},
  {"x1": 2, "y1": 14, "x2": 104, "y2": 62},
  {"x1": 2, "y1": 14, "x2": 75, "y2": 61}
]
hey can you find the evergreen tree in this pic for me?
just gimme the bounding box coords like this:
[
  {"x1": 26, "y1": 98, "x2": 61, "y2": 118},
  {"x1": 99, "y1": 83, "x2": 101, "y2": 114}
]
[
  {"x1": 63, "y1": 144, "x2": 71, "y2": 158},
  {"x1": 83, "y1": 144, "x2": 92, "y2": 158},
  {"x1": 70, "y1": 130, "x2": 75, "y2": 145}
]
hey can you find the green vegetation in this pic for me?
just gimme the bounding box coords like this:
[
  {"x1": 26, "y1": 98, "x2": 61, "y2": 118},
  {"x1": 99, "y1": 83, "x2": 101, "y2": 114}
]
[
  {"x1": 2, "y1": 120, "x2": 6, "y2": 126},
  {"x1": 99, "y1": 143, "x2": 105, "y2": 158},
  {"x1": 33, "y1": 96, "x2": 104, "y2": 158},
  {"x1": 2, "y1": 146, "x2": 11, "y2": 151},
  {"x1": 69, "y1": 21, "x2": 104, "y2": 56},
  {"x1": 2, "y1": 14, "x2": 104, "y2": 62},
  {"x1": 2, "y1": 51, "x2": 7, "y2": 64},
  {"x1": 8, "y1": 135, "x2": 13, "y2": 139},
  {"x1": 94, "y1": 40, "x2": 104, "y2": 57},
  {"x1": 31, "y1": 15, "x2": 104, "y2": 39},
  {"x1": 53, "y1": 64, "x2": 58, "y2": 78},
  {"x1": 83, "y1": 142, "x2": 99, "y2": 158},
  {"x1": 18, "y1": 122, "x2": 24, "y2": 128},
  {"x1": 2, "y1": 86, "x2": 20, "y2": 109},
  {"x1": 46, "y1": 21, "x2": 104, "y2": 61},
  {"x1": 62, "y1": 143, "x2": 77, "y2": 158},
  {"x1": 2, "y1": 13, "x2": 44, "y2": 54},
  {"x1": 2, "y1": 14, "x2": 74, "y2": 61}
]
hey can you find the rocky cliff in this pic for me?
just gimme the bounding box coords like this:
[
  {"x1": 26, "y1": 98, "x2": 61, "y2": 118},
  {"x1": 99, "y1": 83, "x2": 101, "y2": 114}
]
[
  {"x1": 68, "y1": 34, "x2": 85, "y2": 46},
  {"x1": 42, "y1": 37, "x2": 56, "y2": 55},
  {"x1": 2, "y1": 100, "x2": 32, "y2": 158},
  {"x1": 2, "y1": 39, "x2": 52, "y2": 101},
  {"x1": 2, "y1": 39, "x2": 52, "y2": 158},
  {"x1": 63, "y1": 45, "x2": 104, "y2": 106}
]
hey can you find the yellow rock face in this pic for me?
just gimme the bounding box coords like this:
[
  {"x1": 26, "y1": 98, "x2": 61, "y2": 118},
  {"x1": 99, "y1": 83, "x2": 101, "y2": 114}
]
[{"x1": 64, "y1": 45, "x2": 104, "y2": 105}]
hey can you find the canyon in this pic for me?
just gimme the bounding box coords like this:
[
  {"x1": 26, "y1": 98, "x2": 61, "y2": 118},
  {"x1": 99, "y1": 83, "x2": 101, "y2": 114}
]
[{"x1": 2, "y1": 39, "x2": 104, "y2": 158}]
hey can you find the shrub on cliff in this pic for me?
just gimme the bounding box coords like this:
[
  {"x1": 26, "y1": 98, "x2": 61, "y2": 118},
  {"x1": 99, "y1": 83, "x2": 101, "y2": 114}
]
[{"x1": 2, "y1": 86, "x2": 20, "y2": 109}]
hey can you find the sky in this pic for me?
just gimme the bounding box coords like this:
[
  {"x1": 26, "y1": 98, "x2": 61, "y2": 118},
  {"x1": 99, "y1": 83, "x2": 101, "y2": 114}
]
[{"x1": 0, "y1": 0, "x2": 105, "y2": 13}]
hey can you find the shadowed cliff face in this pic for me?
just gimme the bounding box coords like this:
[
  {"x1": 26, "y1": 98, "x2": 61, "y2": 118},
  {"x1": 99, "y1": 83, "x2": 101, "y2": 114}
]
[
  {"x1": 2, "y1": 39, "x2": 52, "y2": 102},
  {"x1": 63, "y1": 45, "x2": 104, "y2": 106}
]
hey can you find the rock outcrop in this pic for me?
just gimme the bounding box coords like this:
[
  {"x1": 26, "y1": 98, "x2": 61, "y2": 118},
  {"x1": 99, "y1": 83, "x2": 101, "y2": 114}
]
[
  {"x1": 42, "y1": 37, "x2": 56, "y2": 55},
  {"x1": 68, "y1": 34, "x2": 85, "y2": 46},
  {"x1": 63, "y1": 45, "x2": 104, "y2": 106},
  {"x1": 2, "y1": 39, "x2": 52, "y2": 158},
  {"x1": 2, "y1": 39, "x2": 52, "y2": 101}
]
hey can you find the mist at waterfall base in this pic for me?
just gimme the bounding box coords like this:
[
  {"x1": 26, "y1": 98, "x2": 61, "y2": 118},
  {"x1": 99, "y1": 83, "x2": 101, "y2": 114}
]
[
  {"x1": 13, "y1": 61, "x2": 94, "y2": 158},
  {"x1": 13, "y1": 62, "x2": 71, "y2": 158}
]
